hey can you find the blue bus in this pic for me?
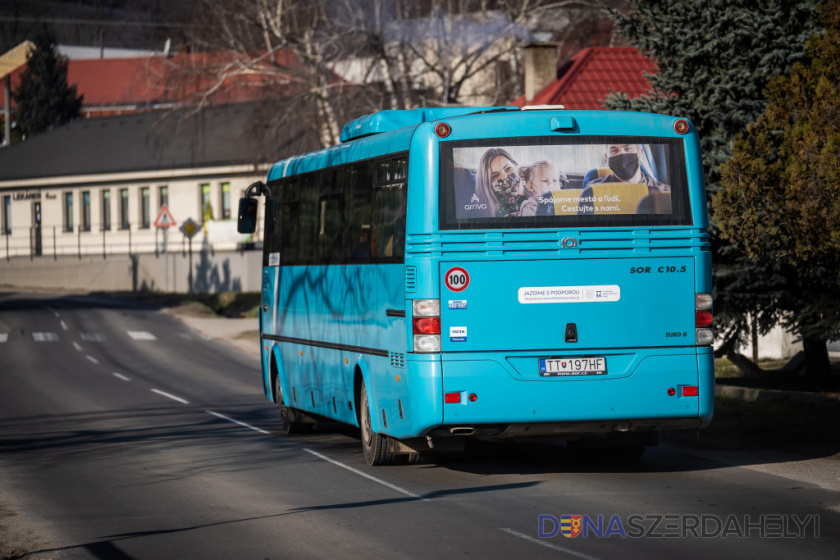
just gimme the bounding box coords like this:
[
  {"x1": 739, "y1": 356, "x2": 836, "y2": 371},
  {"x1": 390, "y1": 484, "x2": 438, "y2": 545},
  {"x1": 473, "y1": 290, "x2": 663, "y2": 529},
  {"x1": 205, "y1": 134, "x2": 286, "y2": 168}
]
[{"x1": 237, "y1": 107, "x2": 714, "y2": 465}]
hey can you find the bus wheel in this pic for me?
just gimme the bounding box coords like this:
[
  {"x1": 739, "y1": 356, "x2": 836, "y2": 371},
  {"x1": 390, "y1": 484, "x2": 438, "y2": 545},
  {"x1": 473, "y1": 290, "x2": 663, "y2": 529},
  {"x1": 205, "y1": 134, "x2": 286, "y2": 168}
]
[
  {"x1": 274, "y1": 375, "x2": 312, "y2": 434},
  {"x1": 360, "y1": 382, "x2": 399, "y2": 466}
]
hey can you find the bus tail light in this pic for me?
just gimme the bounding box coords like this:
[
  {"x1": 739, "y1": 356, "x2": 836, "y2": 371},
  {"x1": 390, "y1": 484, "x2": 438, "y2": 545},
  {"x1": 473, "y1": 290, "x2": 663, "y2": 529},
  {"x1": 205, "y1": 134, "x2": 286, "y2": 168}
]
[
  {"x1": 682, "y1": 386, "x2": 699, "y2": 397},
  {"x1": 695, "y1": 293, "x2": 713, "y2": 346},
  {"x1": 413, "y1": 317, "x2": 441, "y2": 334},
  {"x1": 412, "y1": 299, "x2": 441, "y2": 353},
  {"x1": 444, "y1": 392, "x2": 461, "y2": 404}
]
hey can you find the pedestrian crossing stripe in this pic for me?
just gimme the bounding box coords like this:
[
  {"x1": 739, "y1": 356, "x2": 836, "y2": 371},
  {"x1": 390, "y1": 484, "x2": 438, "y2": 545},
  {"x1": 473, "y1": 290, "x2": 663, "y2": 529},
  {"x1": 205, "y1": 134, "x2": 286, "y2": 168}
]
[
  {"x1": 33, "y1": 332, "x2": 59, "y2": 342},
  {"x1": 0, "y1": 333, "x2": 7, "y2": 343},
  {"x1": 127, "y1": 331, "x2": 156, "y2": 341}
]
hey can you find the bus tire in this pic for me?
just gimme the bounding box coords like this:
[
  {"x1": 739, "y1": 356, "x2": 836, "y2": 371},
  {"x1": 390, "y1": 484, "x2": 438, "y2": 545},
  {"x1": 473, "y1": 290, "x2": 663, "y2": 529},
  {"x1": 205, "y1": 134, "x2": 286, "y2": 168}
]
[
  {"x1": 274, "y1": 375, "x2": 312, "y2": 434},
  {"x1": 360, "y1": 382, "x2": 399, "y2": 466}
]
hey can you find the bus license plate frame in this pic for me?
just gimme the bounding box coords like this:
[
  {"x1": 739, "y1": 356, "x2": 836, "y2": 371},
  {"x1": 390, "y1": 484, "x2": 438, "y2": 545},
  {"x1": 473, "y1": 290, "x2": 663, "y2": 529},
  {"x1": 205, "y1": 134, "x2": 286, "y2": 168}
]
[{"x1": 538, "y1": 357, "x2": 607, "y2": 377}]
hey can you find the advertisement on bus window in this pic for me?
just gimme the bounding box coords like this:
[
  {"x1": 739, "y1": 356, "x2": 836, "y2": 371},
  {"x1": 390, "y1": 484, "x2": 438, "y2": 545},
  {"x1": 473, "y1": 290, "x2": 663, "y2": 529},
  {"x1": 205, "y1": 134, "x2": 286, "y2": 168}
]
[{"x1": 440, "y1": 137, "x2": 691, "y2": 229}]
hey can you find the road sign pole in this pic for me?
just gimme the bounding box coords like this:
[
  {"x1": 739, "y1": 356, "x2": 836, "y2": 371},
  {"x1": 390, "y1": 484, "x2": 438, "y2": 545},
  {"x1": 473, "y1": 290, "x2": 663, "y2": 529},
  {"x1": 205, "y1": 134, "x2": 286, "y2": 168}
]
[{"x1": 188, "y1": 237, "x2": 193, "y2": 294}]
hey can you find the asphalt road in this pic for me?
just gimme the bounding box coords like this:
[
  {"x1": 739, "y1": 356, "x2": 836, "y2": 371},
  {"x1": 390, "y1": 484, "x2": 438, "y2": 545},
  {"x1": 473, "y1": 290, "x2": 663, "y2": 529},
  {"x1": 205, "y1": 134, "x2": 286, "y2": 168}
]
[{"x1": 0, "y1": 291, "x2": 838, "y2": 560}]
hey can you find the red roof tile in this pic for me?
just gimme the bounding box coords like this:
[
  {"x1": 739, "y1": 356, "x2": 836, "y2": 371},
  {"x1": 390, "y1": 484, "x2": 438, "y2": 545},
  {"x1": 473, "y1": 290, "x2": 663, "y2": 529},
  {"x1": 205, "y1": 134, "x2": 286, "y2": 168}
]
[
  {"x1": 1, "y1": 50, "x2": 322, "y2": 112},
  {"x1": 514, "y1": 47, "x2": 657, "y2": 110}
]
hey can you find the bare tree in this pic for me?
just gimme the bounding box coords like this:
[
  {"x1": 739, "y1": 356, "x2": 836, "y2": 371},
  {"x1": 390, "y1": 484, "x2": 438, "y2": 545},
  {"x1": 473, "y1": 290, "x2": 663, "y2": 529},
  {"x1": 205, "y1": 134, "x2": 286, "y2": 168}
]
[{"x1": 164, "y1": 0, "x2": 621, "y2": 152}]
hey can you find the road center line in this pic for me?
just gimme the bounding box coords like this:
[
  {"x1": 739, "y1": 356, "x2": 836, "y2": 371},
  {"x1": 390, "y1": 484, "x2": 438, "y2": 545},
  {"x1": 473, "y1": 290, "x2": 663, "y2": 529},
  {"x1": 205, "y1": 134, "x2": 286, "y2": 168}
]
[
  {"x1": 112, "y1": 373, "x2": 130, "y2": 381},
  {"x1": 303, "y1": 448, "x2": 423, "y2": 500},
  {"x1": 0, "y1": 334, "x2": 7, "y2": 343},
  {"x1": 43, "y1": 305, "x2": 59, "y2": 318},
  {"x1": 206, "y1": 410, "x2": 270, "y2": 435},
  {"x1": 73, "y1": 342, "x2": 82, "y2": 351},
  {"x1": 151, "y1": 389, "x2": 189, "y2": 404},
  {"x1": 85, "y1": 355, "x2": 99, "y2": 364},
  {"x1": 499, "y1": 528, "x2": 603, "y2": 560},
  {"x1": 60, "y1": 320, "x2": 68, "y2": 331}
]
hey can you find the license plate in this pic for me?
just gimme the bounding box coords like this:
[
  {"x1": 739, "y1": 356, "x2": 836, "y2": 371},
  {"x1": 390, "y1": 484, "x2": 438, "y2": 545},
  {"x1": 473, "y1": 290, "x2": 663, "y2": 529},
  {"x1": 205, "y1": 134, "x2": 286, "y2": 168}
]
[{"x1": 539, "y1": 357, "x2": 606, "y2": 377}]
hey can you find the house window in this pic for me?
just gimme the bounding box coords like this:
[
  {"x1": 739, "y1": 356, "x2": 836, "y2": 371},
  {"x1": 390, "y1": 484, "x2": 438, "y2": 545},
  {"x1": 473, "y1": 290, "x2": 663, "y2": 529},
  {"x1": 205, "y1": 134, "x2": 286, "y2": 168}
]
[
  {"x1": 2, "y1": 196, "x2": 10, "y2": 234},
  {"x1": 221, "y1": 182, "x2": 231, "y2": 220},
  {"x1": 120, "y1": 188, "x2": 130, "y2": 230},
  {"x1": 81, "y1": 191, "x2": 91, "y2": 232},
  {"x1": 200, "y1": 183, "x2": 212, "y2": 222},
  {"x1": 140, "y1": 186, "x2": 150, "y2": 229},
  {"x1": 64, "y1": 192, "x2": 74, "y2": 232},
  {"x1": 102, "y1": 190, "x2": 111, "y2": 231},
  {"x1": 159, "y1": 185, "x2": 169, "y2": 208}
]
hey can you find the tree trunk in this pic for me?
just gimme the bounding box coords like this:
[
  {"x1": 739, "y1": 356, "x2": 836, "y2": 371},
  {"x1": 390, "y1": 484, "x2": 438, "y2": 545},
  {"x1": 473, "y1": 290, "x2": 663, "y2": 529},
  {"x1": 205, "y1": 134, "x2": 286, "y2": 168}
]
[{"x1": 802, "y1": 336, "x2": 831, "y2": 384}]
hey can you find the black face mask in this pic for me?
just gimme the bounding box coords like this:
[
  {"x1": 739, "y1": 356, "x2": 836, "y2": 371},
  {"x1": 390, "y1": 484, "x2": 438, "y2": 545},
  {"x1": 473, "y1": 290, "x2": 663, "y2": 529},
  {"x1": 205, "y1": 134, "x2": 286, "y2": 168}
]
[{"x1": 608, "y1": 153, "x2": 640, "y2": 181}]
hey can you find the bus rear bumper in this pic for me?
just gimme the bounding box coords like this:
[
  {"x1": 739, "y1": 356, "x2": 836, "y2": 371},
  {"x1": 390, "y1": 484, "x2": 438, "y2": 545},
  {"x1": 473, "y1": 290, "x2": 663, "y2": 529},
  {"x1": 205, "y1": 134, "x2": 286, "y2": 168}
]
[
  {"x1": 425, "y1": 417, "x2": 703, "y2": 441},
  {"x1": 434, "y1": 349, "x2": 714, "y2": 434}
]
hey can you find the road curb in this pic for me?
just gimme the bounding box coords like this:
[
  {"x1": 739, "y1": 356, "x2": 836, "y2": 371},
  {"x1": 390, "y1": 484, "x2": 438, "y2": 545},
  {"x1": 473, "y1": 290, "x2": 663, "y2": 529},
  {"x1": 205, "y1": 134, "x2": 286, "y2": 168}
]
[{"x1": 715, "y1": 384, "x2": 840, "y2": 406}]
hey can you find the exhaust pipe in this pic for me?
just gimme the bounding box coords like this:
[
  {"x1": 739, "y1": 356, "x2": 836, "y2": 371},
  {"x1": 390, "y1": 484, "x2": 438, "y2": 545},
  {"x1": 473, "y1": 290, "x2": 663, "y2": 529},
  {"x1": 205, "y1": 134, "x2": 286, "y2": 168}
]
[{"x1": 449, "y1": 427, "x2": 475, "y2": 435}]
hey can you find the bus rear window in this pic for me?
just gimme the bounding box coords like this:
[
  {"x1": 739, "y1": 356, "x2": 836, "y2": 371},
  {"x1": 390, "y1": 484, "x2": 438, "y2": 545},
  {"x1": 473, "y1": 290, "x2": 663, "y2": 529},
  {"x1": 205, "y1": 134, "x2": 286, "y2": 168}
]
[{"x1": 439, "y1": 136, "x2": 693, "y2": 230}]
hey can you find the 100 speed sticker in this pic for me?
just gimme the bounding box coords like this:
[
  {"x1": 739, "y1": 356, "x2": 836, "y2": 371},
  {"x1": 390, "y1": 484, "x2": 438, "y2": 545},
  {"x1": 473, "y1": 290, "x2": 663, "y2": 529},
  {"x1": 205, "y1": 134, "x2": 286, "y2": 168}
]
[{"x1": 444, "y1": 267, "x2": 470, "y2": 292}]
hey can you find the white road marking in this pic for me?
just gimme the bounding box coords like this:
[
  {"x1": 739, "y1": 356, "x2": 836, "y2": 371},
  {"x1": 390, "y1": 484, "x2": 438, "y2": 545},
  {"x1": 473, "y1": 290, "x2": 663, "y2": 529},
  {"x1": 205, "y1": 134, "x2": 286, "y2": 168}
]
[
  {"x1": 60, "y1": 320, "x2": 68, "y2": 331},
  {"x1": 33, "y1": 332, "x2": 59, "y2": 342},
  {"x1": 0, "y1": 333, "x2": 7, "y2": 343},
  {"x1": 86, "y1": 355, "x2": 99, "y2": 364},
  {"x1": 128, "y1": 331, "x2": 157, "y2": 341},
  {"x1": 303, "y1": 448, "x2": 423, "y2": 500},
  {"x1": 43, "y1": 305, "x2": 59, "y2": 318},
  {"x1": 73, "y1": 342, "x2": 83, "y2": 351},
  {"x1": 81, "y1": 333, "x2": 107, "y2": 342},
  {"x1": 112, "y1": 373, "x2": 130, "y2": 381},
  {"x1": 206, "y1": 410, "x2": 270, "y2": 435},
  {"x1": 178, "y1": 333, "x2": 192, "y2": 340},
  {"x1": 198, "y1": 407, "x2": 422, "y2": 500},
  {"x1": 499, "y1": 528, "x2": 603, "y2": 560},
  {"x1": 151, "y1": 389, "x2": 189, "y2": 404}
]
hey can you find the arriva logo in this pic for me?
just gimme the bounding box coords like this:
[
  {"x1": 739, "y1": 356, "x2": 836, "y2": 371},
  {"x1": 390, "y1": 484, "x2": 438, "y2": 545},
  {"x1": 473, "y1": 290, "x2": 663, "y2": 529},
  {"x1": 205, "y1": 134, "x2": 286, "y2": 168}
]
[{"x1": 464, "y1": 193, "x2": 487, "y2": 211}]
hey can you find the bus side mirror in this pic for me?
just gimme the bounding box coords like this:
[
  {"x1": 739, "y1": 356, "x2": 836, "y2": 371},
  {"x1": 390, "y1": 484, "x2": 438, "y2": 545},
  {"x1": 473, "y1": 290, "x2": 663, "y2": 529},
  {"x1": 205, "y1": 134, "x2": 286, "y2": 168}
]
[{"x1": 237, "y1": 197, "x2": 258, "y2": 234}]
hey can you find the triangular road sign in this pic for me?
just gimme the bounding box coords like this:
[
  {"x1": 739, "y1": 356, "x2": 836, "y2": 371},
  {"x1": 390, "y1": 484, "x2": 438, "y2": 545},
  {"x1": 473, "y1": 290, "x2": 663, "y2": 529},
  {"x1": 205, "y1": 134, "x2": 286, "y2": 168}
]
[{"x1": 154, "y1": 204, "x2": 176, "y2": 228}]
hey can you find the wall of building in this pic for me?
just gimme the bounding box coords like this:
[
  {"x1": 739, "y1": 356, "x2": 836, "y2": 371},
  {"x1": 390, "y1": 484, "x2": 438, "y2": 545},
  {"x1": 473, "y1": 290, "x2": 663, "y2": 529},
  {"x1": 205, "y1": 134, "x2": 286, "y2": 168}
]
[
  {"x1": 1, "y1": 174, "x2": 265, "y2": 260},
  {"x1": 0, "y1": 248, "x2": 262, "y2": 294}
]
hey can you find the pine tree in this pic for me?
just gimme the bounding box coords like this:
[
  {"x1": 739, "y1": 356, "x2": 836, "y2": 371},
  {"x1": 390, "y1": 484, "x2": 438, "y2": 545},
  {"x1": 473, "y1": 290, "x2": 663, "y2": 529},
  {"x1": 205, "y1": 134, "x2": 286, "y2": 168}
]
[
  {"x1": 715, "y1": 0, "x2": 840, "y2": 382},
  {"x1": 602, "y1": 0, "x2": 823, "y2": 360},
  {"x1": 12, "y1": 25, "x2": 83, "y2": 138}
]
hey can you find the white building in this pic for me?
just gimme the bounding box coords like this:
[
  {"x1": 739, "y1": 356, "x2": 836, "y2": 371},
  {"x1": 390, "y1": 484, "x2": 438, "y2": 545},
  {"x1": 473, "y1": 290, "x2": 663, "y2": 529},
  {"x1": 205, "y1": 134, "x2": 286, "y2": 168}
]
[{"x1": 0, "y1": 103, "x2": 270, "y2": 261}]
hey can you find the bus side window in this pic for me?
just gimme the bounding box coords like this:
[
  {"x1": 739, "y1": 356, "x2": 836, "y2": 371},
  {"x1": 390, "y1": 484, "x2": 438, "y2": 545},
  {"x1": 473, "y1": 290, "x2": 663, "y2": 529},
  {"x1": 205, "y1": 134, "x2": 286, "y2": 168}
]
[
  {"x1": 297, "y1": 173, "x2": 319, "y2": 264},
  {"x1": 347, "y1": 162, "x2": 373, "y2": 261},
  {"x1": 263, "y1": 182, "x2": 283, "y2": 266},
  {"x1": 280, "y1": 180, "x2": 299, "y2": 264},
  {"x1": 318, "y1": 195, "x2": 344, "y2": 263},
  {"x1": 372, "y1": 183, "x2": 406, "y2": 259}
]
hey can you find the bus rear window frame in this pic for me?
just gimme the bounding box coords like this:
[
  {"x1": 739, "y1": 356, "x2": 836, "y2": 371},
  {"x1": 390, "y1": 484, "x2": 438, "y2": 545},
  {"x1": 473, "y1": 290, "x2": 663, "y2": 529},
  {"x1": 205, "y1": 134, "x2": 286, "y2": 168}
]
[{"x1": 438, "y1": 135, "x2": 693, "y2": 231}]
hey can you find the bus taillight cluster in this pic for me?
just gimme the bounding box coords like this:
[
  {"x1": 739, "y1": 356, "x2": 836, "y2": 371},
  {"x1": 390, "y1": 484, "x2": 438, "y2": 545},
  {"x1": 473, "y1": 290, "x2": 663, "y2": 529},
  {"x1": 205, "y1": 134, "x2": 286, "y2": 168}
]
[
  {"x1": 412, "y1": 299, "x2": 441, "y2": 353},
  {"x1": 695, "y1": 293, "x2": 713, "y2": 346}
]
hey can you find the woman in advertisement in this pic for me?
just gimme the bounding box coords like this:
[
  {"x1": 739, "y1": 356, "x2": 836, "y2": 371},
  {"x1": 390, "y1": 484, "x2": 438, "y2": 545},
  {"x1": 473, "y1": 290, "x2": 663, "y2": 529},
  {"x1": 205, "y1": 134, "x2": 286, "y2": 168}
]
[{"x1": 475, "y1": 148, "x2": 533, "y2": 217}]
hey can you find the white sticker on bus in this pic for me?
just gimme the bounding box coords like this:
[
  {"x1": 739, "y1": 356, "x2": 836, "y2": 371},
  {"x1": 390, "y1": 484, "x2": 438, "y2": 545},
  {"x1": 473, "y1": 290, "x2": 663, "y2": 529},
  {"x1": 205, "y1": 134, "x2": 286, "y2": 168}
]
[
  {"x1": 448, "y1": 300, "x2": 467, "y2": 310},
  {"x1": 268, "y1": 252, "x2": 280, "y2": 266},
  {"x1": 450, "y1": 326, "x2": 467, "y2": 342},
  {"x1": 518, "y1": 285, "x2": 620, "y2": 304}
]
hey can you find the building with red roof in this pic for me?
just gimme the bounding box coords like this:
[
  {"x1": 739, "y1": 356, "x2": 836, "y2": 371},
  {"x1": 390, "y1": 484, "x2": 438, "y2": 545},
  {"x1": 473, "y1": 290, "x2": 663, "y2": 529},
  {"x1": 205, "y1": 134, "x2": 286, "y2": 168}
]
[
  {"x1": 1, "y1": 50, "x2": 312, "y2": 118},
  {"x1": 515, "y1": 46, "x2": 657, "y2": 110}
]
